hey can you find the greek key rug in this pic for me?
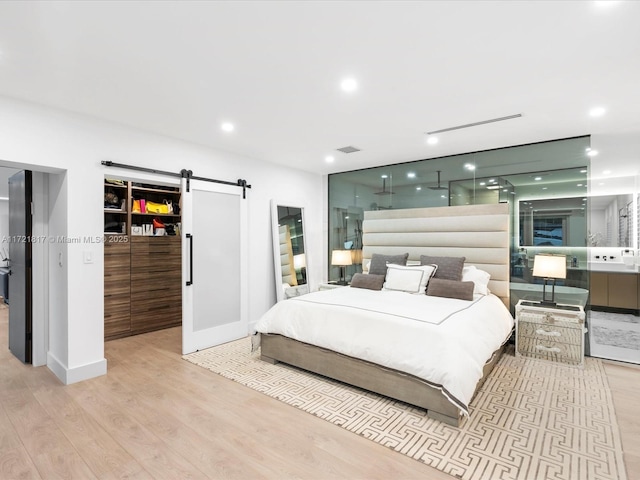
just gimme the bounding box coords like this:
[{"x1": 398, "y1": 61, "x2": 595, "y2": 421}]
[{"x1": 183, "y1": 337, "x2": 627, "y2": 480}]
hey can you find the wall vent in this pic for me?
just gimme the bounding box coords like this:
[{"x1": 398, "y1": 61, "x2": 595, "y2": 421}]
[
  {"x1": 337, "y1": 146, "x2": 361, "y2": 154},
  {"x1": 426, "y1": 114, "x2": 522, "y2": 135}
]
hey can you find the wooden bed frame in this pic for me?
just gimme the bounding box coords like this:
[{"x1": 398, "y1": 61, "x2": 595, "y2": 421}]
[{"x1": 260, "y1": 204, "x2": 511, "y2": 427}]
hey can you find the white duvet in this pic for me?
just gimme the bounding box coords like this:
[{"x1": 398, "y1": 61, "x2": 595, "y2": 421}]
[{"x1": 254, "y1": 287, "x2": 514, "y2": 415}]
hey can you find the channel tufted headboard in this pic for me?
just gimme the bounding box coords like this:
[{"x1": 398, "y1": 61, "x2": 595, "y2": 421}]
[{"x1": 362, "y1": 203, "x2": 510, "y2": 309}]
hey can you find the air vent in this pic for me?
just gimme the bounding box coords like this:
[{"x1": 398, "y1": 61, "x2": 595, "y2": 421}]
[
  {"x1": 426, "y1": 114, "x2": 522, "y2": 135},
  {"x1": 337, "y1": 146, "x2": 361, "y2": 154}
]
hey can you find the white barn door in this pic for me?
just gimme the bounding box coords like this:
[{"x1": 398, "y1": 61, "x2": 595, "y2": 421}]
[{"x1": 181, "y1": 178, "x2": 248, "y2": 354}]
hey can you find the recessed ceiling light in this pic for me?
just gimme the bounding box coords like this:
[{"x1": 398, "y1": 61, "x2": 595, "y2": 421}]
[
  {"x1": 221, "y1": 122, "x2": 234, "y2": 132},
  {"x1": 325, "y1": 155, "x2": 335, "y2": 163},
  {"x1": 542, "y1": 187, "x2": 548, "y2": 190},
  {"x1": 340, "y1": 77, "x2": 358, "y2": 92},
  {"x1": 426, "y1": 136, "x2": 439, "y2": 145},
  {"x1": 589, "y1": 107, "x2": 606, "y2": 117},
  {"x1": 440, "y1": 195, "x2": 446, "y2": 199},
  {"x1": 603, "y1": 170, "x2": 611, "y2": 175},
  {"x1": 464, "y1": 163, "x2": 475, "y2": 171},
  {"x1": 594, "y1": 1, "x2": 620, "y2": 8},
  {"x1": 416, "y1": 186, "x2": 422, "y2": 191},
  {"x1": 580, "y1": 169, "x2": 587, "y2": 173},
  {"x1": 534, "y1": 176, "x2": 542, "y2": 181},
  {"x1": 479, "y1": 182, "x2": 486, "y2": 186},
  {"x1": 407, "y1": 172, "x2": 416, "y2": 178},
  {"x1": 381, "y1": 174, "x2": 388, "y2": 179},
  {"x1": 577, "y1": 183, "x2": 583, "y2": 187},
  {"x1": 587, "y1": 150, "x2": 599, "y2": 157},
  {"x1": 489, "y1": 179, "x2": 496, "y2": 183}
]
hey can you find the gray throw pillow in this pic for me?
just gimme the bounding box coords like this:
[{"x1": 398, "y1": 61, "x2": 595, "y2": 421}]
[
  {"x1": 420, "y1": 255, "x2": 466, "y2": 281},
  {"x1": 369, "y1": 253, "x2": 409, "y2": 276},
  {"x1": 426, "y1": 278, "x2": 474, "y2": 301},
  {"x1": 350, "y1": 273, "x2": 385, "y2": 291}
]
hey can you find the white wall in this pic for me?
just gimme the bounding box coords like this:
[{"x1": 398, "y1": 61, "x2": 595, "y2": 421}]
[{"x1": 0, "y1": 96, "x2": 323, "y2": 383}]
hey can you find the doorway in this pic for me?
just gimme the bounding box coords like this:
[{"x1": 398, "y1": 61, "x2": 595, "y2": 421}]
[{"x1": 1, "y1": 164, "x2": 55, "y2": 367}]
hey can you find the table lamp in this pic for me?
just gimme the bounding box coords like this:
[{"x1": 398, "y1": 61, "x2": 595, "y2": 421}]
[
  {"x1": 331, "y1": 250, "x2": 352, "y2": 285},
  {"x1": 532, "y1": 254, "x2": 566, "y2": 306}
]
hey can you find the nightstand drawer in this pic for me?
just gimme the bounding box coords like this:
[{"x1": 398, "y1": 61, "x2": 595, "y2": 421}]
[
  {"x1": 517, "y1": 319, "x2": 582, "y2": 346},
  {"x1": 516, "y1": 335, "x2": 583, "y2": 365}
]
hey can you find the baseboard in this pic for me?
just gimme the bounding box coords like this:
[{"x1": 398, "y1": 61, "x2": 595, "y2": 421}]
[{"x1": 47, "y1": 351, "x2": 108, "y2": 385}]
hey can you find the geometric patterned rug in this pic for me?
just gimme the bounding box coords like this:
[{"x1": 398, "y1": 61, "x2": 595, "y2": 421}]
[{"x1": 183, "y1": 337, "x2": 627, "y2": 480}]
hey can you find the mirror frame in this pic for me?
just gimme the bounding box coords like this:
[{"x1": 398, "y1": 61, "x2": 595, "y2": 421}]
[{"x1": 271, "y1": 199, "x2": 309, "y2": 302}]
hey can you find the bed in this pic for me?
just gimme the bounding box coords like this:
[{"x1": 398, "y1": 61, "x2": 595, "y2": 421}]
[{"x1": 256, "y1": 204, "x2": 513, "y2": 426}]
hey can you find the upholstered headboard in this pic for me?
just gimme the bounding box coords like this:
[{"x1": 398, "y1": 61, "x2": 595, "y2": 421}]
[{"x1": 362, "y1": 203, "x2": 510, "y2": 309}]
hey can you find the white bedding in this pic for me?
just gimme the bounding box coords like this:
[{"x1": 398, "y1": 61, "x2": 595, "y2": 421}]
[{"x1": 254, "y1": 287, "x2": 514, "y2": 415}]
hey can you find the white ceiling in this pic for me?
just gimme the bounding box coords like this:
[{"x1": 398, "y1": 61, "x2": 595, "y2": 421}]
[{"x1": 0, "y1": 1, "x2": 639, "y2": 177}]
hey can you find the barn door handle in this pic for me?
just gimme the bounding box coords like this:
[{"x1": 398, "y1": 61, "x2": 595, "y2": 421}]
[{"x1": 186, "y1": 233, "x2": 193, "y2": 286}]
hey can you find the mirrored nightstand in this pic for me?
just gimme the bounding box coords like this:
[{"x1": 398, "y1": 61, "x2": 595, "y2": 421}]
[{"x1": 515, "y1": 300, "x2": 586, "y2": 367}]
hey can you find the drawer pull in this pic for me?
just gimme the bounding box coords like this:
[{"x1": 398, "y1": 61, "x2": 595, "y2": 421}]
[
  {"x1": 535, "y1": 329, "x2": 561, "y2": 337},
  {"x1": 535, "y1": 345, "x2": 561, "y2": 353}
]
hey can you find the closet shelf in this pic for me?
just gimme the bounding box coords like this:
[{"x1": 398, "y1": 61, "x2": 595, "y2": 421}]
[
  {"x1": 131, "y1": 212, "x2": 180, "y2": 217},
  {"x1": 132, "y1": 186, "x2": 180, "y2": 194}
]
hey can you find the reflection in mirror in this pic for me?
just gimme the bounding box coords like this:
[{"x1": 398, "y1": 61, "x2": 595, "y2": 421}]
[
  {"x1": 271, "y1": 201, "x2": 308, "y2": 301},
  {"x1": 519, "y1": 197, "x2": 586, "y2": 247},
  {"x1": 588, "y1": 194, "x2": 634, "y2": 247}
]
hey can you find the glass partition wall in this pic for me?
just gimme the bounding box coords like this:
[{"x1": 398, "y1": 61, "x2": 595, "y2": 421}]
[{"x1": 328, "y1": 136, "x2": 592, "y2": 313}]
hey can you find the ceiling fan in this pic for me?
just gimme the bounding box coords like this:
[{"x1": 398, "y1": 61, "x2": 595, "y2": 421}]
[{"x1": 428, "y1": 171, "x2": 448, "y2": 190}]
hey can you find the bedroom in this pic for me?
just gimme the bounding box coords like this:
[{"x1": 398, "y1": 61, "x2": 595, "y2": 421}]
[{"x1": 0, "y1": 1, "x2": 639, "y2": 479}]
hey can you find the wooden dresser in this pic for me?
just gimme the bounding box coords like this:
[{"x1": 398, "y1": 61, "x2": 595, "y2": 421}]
[
  {"x1": 104, "y1": 236, "x2": 181, "y2": 340},
  {"x1": 130, "y1": 236, "x2": 182, "y2": 335}
]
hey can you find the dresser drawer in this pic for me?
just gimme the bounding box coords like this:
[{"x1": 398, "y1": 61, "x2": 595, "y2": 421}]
[
  {"x1": 516, "y1": 335, "x2": 583, "y2": 365},
  {"x1": 517, "y1": 319, "x2": 582, "y2": 346}
]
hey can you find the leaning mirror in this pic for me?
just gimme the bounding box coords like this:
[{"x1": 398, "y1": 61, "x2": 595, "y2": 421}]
[{"x1": 271, "y1": 200, "x2": 309, "y2": 301}]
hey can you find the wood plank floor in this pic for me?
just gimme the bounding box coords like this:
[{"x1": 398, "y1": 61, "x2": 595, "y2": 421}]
[{"x1": 1, "y1": 305, "x2": 638, "y2": 479}]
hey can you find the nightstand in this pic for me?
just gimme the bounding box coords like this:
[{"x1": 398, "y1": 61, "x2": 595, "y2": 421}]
[
  {"x1": 515, "y1": 300, "x2": 586, "y2": 366},
  {"x1": 318, "y1": 282, "x2": 348, "y2": 291}
]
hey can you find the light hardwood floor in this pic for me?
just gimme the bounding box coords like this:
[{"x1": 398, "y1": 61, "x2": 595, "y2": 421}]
[{"x1": 1, "y1": 305, "x2": 638, "y2": 480}]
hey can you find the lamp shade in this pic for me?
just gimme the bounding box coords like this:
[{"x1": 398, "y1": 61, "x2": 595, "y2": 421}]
[
  {"x1": 331, "y1": 249, "x2": 353, "y2": 266},
  {"x1": 532, "y1": 254, "x2": 566, "y2": 279}
]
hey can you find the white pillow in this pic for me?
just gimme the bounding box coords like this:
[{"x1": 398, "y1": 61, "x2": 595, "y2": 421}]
[
  {"x1": 461, "y1": 266, "x2": 491, "y2": 296},
  {"x1": 383, "y1": 264, "x2": 437, "y2": 294}
]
